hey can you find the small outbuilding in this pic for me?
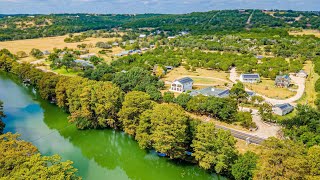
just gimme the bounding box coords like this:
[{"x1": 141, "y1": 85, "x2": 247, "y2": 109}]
[
  {"x1": 272, "y1": 103, "x2": 294, "y2": 116},
  {"x1": 170, "y1": 77, "x2": 193, "y2": 93},
  {"x1": 240, "y1": 74, "x2": 261, "y2": 83}
]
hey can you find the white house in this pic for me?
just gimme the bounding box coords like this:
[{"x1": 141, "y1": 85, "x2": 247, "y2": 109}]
[
  {"x1": 240, "y1": 74, "x2": 260, "y2": 83},
  {"x1": 139, "y1": 34, "x2": 146, "y2": 38},
  {"x1": 170, "y1": 77, "x2": 193, "y2": 93},
  {"x1": 296, "y1": 70, "x2": 308, "y2": 78},
  {"x1": 272, "y1": 103, "x2": 294, "y2": 116}
]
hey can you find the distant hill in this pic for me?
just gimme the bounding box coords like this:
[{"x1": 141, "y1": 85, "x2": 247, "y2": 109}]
[{"x1": 0, "y1": 10, "x2": 320, "y2": 41}]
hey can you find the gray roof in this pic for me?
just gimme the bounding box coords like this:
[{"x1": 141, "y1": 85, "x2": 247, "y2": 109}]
[
  {"x1": 74, "y1": 60, "x2": 94, "y2": 67},
  {"x1": 190, "y1": 87, "x2": 229, "y2": 98},
  {"x1": 241, "y1": 74, "x2": 260, "y2": 79},
  {"x1": 275, "y1": 75, "x2": 291, "y2": 81},
  {"x1": 175, "y1": 77, "x2": 193, "y2": 84},
  {"x1": 190, "y1": 87, "x2": 255, "y2": 98},
  {"x1": 274, "y1": 103, "x2": 294, "y2": 111}
]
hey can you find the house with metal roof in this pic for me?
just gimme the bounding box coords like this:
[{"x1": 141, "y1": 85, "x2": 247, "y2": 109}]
[
  {"x1": 240, "y1": 73, "x2": 260, "y2": 83},
  {"x1": 275, "y1": 75, "x2": 291, "y2": 87},
  {"x1": 170, "y1": 77, "x2": 193, "y2": 93},
  {"x1": 190, "y1": 87, "x2": 230, "y2": 98},
  {"x1": 190, "y1": 86, "x2": 256, "y2": 98},
  {"x1": 74, "y1": 59, "x2": 94, "y2": 68},
  {"x1": 272, "y1": 103, "x2": 294, "y2": 116},
  {"x1": 80, "y1": 53, "x2": 96, "y2": 59}
]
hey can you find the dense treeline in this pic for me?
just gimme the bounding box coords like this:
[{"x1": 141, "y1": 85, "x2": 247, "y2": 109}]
[
  {"x1": 0, "y1": 14, "x2": 159, "y2": 41},
  {"x1": 2, "y1": 10, "x2": 320, "y2": 41}
]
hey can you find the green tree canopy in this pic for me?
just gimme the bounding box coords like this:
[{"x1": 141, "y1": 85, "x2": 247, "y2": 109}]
[
  {"x1": 118, "y1": 91, "x2": 155, "y2": 136},
  {"x1": 0, "y1": 133, "x2": 80, "y2": 179},
  {"x1": 192, "y1": 122, "x2": 238, "y2": 173}
]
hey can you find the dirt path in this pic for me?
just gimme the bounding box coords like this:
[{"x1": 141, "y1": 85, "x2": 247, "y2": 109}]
[
  {"x1": 258, "y1": 75, "x2": 305, "y2": 106},
  {"x1": 229, "y1": 67, "x2": 305, "y2": 105}
]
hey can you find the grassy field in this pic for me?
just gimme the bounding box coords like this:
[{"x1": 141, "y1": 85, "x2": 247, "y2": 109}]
[
  {"x1": 0, "y1": 35, "x2": 123, "y2": 63},
  {"x1": 162, "y1": 66, "x2": 231, "y2": 90},
  {"x1": 163, "y1": 66, "x2": 230, "y2": 81},
  {"x1": 245, "y1": 79, "x2": 296, "y2": 99},
  {"x1": 289, "y1": 29, "x2": 320, "y2": 38},
  {"x1": 296, "y1": 61, "x2": 319, "y2": 106}
]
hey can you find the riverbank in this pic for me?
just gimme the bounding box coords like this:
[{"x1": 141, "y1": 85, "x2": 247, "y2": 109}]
[{"x1": 0, "y1": 71, "x2": 224, "y2": 180}]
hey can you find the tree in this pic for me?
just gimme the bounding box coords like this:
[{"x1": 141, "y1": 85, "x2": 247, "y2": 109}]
[
  {"x1": 163, "y1": 91, "x2": 175, "y2": 103},
  {"x1": 145, "y1": 85, "x2": 162, "y2": 101},
  {"x1": 0, "y1": 133, "x2": 80, "y2": 179},
  {"x1": 136, "y1": 103, "x2": 190, "y2": 159},
  {"x1": 231, "y1": 151, "x2": 258, "y2": 180},
  {"x1": 118, "y1": 91, "x2": 154, "y2": 136},
  {"x1": 16, "y1": 51, "x2": 28, "y2": 58},
  {"x1": 69, "y1": 81, "x2": 124, "y2": 129},
  {"x1": 30, "y1": 48, "x2": 43, "y2": 59},
  {"x1": 38, "y1": 73, "x2": 60, "y2": 101},
  {"x1": 175, "y1": 93, "x2": 192, "y2": 108},
  {"x1": 236, "y1": 112, "x2": 256, "y2": 129},
  {"x1": 254, "y1": 138, "x2": 314, "y2": 180},
  {"x1": 192, "y1": 122, "x2": 238, "y2": 173},
  {"x1": 89, "y1": 55, "x2": 103, "y2": 66},
  {"x1": 0, "y1": 101, "x2": 5, "y2": 134},
  {"x1": 258, "y1": 103, "x2": 274, "y2": 122},
  {"x1": 281, "y1": 105, "x2": 320, "y2": 147},
  {"x1": 230, "y1": 82, "x2": 248, "y2": 104},
  {"x1": 61, "y1": 53, "x2": 75, "y2": 72},
  {"x1": 112, "y1": 67, "x2": 162, "y2": 92}
]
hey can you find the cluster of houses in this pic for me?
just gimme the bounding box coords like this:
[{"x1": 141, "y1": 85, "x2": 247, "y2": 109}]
[
  {"x1": 170, "y1": 76, "x2": 295, "y2": 116},
  {"x1": 115, "y1": 49, "x2": 142, "y2": 57}
]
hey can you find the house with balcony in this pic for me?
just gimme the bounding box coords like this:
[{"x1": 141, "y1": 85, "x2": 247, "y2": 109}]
[{"x1": 170, "y1": 77, "x2": 193, "y2": 93}]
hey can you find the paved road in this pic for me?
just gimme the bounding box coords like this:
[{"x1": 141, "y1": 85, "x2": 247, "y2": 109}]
[
  {"x1": 240, "y1": 107, "x2": 281, "y2": 139},
  {"x1": 215, "y1": 124, "x2": 266, "y2": 144}
]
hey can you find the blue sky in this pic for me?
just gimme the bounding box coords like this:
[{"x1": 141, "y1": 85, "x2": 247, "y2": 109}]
[{"x1": 0, "y1": 0, "x2": 319, "y2": 14}]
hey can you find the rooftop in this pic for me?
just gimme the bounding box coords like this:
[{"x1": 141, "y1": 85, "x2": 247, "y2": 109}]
[
  {"x1": 190, "y1": 87, "x2": 230, "y2": 98},
  {"x1": 274, "y1": 103, "x2": 293, "y2": 110},
  {"x1": 175, "y1": 77, "x2": 193, "y2": 84},
  {"x1": 241, "y1": 74, "x2": 260, "y2": 79}
]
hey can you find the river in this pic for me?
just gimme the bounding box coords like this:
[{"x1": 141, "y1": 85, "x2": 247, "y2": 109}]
[{"x1": 0, "y1": 72, "x2": 225, "y2": 180}]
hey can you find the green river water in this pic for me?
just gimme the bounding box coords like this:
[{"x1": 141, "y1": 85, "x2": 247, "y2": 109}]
[{"x1": 0, "y1": 72, "x2": 226, "y2": 180}]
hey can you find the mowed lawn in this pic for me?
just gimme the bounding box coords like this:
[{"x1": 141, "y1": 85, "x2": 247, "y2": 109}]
[
  {"x1": 296, "y1": 61, "x2": 319, "y2": 106},
  {"x1": 162, "y1": 66, "x2": 231, "y2": 88},
  {"x1": 245, "y1": 79, "x2": 296, "y2": 99}
]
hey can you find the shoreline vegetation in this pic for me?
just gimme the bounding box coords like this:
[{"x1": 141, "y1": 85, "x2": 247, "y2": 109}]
[
  {"x1": 0, "y1": 99, "x2": 81, "y2": 179},
  {"x1": 0, "y1": 49, "x2": 251, "y2": 179}
]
